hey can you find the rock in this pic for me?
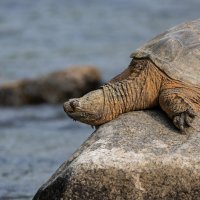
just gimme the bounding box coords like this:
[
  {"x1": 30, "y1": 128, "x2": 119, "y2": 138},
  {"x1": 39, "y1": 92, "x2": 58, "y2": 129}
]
[
  {"x1": 32, "y1": 110, "x2": 200, "y2": 200},
  {"x1": 0, "y1": 66, "x2": 101, "y2": 106}
]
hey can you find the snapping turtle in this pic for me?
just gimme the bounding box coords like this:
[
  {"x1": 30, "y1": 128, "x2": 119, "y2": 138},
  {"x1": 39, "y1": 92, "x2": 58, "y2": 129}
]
[{"x1": 64, "y1": 19, "x2": 200, "y2": 132}]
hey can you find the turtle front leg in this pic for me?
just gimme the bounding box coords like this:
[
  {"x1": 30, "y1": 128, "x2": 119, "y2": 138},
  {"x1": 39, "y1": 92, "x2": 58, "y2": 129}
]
[{"x1": 159, "y1": 87, "x2": 197, "y2": 132}]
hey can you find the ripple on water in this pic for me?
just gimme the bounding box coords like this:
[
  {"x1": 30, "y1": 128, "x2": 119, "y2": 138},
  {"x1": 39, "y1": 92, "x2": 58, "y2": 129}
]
[{"x1": 0, "y1": 105, "x2": 92, "y2": 199}]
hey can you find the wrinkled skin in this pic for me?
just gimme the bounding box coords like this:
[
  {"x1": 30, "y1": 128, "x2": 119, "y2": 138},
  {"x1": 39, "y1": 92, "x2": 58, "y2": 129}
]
[{"x1": 64, "y1": 59, "x2": 200, "y2": 132}]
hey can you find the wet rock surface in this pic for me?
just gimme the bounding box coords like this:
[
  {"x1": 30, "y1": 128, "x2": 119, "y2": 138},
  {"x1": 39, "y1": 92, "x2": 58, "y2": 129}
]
[
  {"x1": 0, "y1": 66, "x2": 101, "y2": 106},
  {"x1": 32, "y1": 110, "x2": 200, "y2": 200}
]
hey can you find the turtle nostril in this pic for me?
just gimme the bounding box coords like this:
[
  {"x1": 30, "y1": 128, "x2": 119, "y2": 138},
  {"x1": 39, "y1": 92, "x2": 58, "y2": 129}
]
[
  {"x1": 70, "y1": 100, "x2": 76, "y2": 110},
  {"x1": 63, "y1": 99, "x2": 79, "y2": 113}
]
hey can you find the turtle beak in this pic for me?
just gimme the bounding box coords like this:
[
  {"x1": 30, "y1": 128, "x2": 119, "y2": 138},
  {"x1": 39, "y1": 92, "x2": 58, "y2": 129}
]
[{"x1": 63, "y1": 99, "x2": 80, "y2": 113}]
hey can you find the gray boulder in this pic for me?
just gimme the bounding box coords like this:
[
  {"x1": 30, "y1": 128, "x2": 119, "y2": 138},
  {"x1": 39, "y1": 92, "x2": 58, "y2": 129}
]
[
  {"x1": 0, "y1": 66, "x2": 101, "y2": 106},
  {"x1": 33, "y1": 110, "x2": 200, "y2": 200}
]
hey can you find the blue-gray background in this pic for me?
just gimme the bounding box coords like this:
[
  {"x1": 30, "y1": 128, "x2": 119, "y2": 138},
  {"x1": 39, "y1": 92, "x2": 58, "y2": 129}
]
[{"x1": 0, "y1": 0, "x2": 199, "y2": 199}]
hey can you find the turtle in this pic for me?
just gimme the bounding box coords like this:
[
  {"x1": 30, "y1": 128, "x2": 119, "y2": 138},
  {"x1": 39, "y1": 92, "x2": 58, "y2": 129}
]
[{"x1": 63, "y1": 18, "x2": 200, "y2": 132}]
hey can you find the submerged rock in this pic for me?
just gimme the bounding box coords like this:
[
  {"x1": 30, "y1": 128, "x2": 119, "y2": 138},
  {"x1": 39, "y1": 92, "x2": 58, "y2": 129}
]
[
  {"x1": 0, "y1": 66, "x2": 101, "y2": 106},
  {"x1": 32, "y1": 110, "x2": 200, "y2": 200}
]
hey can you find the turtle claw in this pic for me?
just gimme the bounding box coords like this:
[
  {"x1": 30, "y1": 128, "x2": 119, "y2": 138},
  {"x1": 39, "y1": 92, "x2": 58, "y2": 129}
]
[{"x1": 173, "y1": 108, "x2": 196, "y2": 132}]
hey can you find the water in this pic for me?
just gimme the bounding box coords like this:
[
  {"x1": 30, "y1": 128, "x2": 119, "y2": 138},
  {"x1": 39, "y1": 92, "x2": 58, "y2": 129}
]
[{"x1": 0, "y1": 0, "x2": 200, "y2": 199}]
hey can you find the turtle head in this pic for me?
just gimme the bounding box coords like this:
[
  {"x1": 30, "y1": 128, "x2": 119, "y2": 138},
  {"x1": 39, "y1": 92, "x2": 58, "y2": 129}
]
[{"x1": 63, "y1": 89, "x2": 105, "y2": 126}]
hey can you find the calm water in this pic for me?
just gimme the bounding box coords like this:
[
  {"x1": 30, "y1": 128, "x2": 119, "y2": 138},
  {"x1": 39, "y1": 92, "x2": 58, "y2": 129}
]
[{"x1": 0, "y1": 0, "x2": 200, "y2": 199}]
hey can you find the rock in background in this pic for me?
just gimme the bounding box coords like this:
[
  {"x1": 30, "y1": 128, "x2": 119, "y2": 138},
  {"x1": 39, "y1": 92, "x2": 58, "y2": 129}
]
[
  {"x1": 0, "y1": 66, "x2": 101, "y2": 106},
  {"x1": 32, "y1": 110, "x2": 200, "y2": 200}
]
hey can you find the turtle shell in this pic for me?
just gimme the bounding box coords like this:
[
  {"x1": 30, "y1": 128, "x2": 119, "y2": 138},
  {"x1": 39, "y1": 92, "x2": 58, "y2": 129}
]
[{"x1": 130, "y1": 19, "x2": 200, "y2": 86}]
